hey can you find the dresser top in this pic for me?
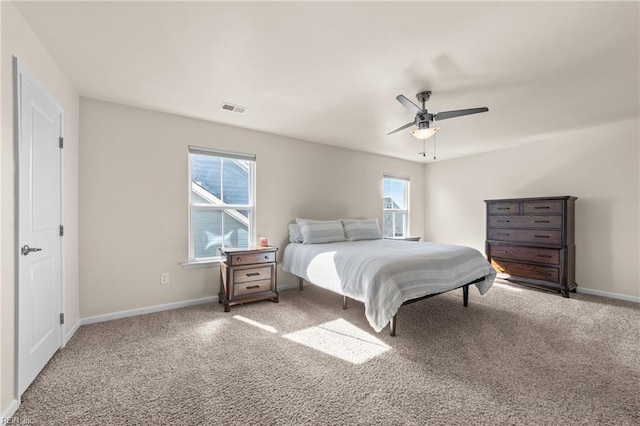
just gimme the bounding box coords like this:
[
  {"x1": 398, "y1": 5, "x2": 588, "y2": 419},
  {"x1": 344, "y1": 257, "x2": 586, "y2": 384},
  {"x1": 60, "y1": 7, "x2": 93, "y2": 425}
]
[{"x1": 484, "y1": 196, "x2": 577, "y2": 203}]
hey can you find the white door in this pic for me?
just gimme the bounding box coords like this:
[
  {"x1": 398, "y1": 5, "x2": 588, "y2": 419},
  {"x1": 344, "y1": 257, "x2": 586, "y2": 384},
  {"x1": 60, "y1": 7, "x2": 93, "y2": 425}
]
[{"x1": 16, "y1": 59, "x2": 64, "y2": 396}]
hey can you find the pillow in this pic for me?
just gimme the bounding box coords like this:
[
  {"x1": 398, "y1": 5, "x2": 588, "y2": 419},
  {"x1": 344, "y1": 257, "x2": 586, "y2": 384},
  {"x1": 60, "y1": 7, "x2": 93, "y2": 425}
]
[
  {"x1": 296, "y1": 218, "x2": 346, "y2": 244},
  {"x1": 288, "y1": 223, "x2": 303, "y2": 244},
  {"x1": 341, "y1": 218, "x2": 383, "y2": 241}
]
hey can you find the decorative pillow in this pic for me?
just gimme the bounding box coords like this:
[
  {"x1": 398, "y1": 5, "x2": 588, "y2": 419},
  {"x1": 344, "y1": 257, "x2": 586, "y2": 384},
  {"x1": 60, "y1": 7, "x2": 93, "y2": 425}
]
[
  {"x1": 296, "y1": 218, "x2": 346, "y2": 244},
  {"x1": 341, "y1": 218, "x2": 383, "y2": 241},
  {"x1": 288, "y1": 223, "x2": 304, "y2": 244}
]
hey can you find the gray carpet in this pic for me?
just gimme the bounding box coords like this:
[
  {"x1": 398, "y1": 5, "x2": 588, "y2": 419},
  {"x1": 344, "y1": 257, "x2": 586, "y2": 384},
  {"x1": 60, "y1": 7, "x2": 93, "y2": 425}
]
[{"x1": 13, "y1": 282, "x2": 640, "y2": 425}]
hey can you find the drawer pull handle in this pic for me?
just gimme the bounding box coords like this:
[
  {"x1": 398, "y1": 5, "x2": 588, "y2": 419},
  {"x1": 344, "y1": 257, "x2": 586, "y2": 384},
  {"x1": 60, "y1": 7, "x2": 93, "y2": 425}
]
[
  {"x1": 497, "y1": 233, "x2": 510, "y2": 236},
  {"x1": 265, "y1": 256, "x2": 269, "y2": 259},
  {"x1": 534, "y1": 220, "x2": 550, "y2": 223},
  {"x1": 496, "y1": 207, "x2": 510, "y2": 210},
  {"x1": 534, "y1": 206, "x2": 550, "y2": 209},
  {"x1": 534, "y1": 235, "x2": 550, "y2": 238},
  {"x1": 246, "y1": 272, "x2": 261, "y2": 277},
  {"x1": 537, "y1": 255, "x2": 552, "y2": 258},
  {"x1": 236, "y1": 257, "x2": 241, "y2": 261},
  {"x1": 497, "y1": 220, "x2": 510, "y2": 223},
  {"x1": 246, "y1": 285, "x2": 260, "y2": 290}
]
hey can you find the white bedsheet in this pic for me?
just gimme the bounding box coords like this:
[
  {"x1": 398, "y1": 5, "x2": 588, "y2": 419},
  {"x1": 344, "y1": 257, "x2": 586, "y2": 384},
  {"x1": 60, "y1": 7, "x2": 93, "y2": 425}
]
[{"x1": 282, "y1": 239, "x2": 496, "y2": 332}]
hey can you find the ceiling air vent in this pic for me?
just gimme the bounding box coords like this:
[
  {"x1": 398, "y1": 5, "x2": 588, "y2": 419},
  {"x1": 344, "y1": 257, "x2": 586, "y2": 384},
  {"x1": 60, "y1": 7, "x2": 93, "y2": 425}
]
[{"x1": 220, "y1": 102, "x2": 248, "y2": 114}]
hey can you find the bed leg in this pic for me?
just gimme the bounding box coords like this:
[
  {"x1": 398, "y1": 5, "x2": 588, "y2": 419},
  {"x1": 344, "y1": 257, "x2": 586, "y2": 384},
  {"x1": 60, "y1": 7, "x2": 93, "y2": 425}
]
[
  {"x1": 389, "y1": 315, "x2": 396, "y2": 337},
  {"x1": 463, "y1": 284, "x2": 469, "y2": 307},
  {"x1": 298, "y1": 277, "x2": 303, "y2": 291},
  {"x1": 342, "y1": 296, "x2": 347, "y2": 310}
]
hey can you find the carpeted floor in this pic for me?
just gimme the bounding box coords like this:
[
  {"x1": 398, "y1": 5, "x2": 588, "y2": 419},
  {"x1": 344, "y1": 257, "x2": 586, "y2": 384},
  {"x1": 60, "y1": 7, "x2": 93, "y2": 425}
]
[{"x1": 12, "y1": 281, "x2": 640, "y2": 425}]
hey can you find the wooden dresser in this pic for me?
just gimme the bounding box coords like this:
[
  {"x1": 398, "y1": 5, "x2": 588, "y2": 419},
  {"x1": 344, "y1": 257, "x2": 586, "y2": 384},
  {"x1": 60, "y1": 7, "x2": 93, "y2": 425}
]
[
  {"x1": 485, "y1": 196, "x2": 577, "y2": 297},
  {"x1": 219, "y1": 246, "x2": 278, "y2": 312}
]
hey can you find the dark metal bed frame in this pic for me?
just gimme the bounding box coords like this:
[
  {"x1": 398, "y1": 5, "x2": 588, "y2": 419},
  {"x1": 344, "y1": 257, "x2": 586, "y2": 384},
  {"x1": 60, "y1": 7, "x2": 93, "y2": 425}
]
[{"x1": 297, "y1": 276, "x2": 484, "y2": 336}]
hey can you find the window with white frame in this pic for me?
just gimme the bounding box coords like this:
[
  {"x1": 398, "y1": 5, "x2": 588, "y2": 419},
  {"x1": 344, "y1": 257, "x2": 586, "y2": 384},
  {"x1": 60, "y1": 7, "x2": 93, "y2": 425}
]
[
  {"x1": 382, "y1": 175, "x2": 409, "y2": 238},
  {"x1": 188, "y1": 146, "x2": 255, "y2": 261}
]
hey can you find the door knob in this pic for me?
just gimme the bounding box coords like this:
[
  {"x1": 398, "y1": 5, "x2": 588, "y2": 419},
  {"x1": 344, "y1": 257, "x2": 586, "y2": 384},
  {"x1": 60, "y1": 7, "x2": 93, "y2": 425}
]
[{"x1": 21, "y1": 245, "x2": 42, "y2": 256}]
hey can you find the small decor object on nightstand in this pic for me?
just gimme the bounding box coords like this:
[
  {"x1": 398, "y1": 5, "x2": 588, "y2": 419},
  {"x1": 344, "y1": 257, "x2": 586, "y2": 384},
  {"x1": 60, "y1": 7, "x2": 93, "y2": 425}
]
[{"x1": 219, "y1": 246, "x2": 279, "y2": 312}]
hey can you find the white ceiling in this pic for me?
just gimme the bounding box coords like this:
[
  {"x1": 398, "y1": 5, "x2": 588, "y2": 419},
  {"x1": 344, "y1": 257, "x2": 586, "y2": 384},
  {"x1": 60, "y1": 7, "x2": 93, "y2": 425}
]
[{"x1": 15, "y1": 1, "x2": 640, "y2": 162}]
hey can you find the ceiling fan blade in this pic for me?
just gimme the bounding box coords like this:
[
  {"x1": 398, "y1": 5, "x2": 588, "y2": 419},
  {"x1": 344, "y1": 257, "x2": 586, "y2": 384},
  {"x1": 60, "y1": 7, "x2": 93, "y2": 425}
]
[
  {"x1": 396, "y1": 95, "x2": 423, "y2": 115},
  {"x1": 434, "y1": 107, "x2": 488, "y2": 121},
  {"x1": 387, "y1": 121, "x2": 415, "y2": 135}
]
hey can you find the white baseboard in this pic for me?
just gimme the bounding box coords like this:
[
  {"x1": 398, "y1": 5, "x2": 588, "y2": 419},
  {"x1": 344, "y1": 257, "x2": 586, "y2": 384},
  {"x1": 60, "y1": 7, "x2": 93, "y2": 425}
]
[
  {"x1": 576, "y1": 287, "x2": 640, "y2": 303},
  {"x1": 278, "y1": 281, "x2": 300, "y2": 291},
  {"x1": 79, "y1": 284, "x2": 306, "y2": 327},
  {"x1": 1, "y1": 399, "x2": 19, "y2": 421},
  {"x1": 80, "y1": 296, "x2": 218, "y2": 326},
  {"x1": 64, "y1": 319, "x2": 81, "y2": 347}
]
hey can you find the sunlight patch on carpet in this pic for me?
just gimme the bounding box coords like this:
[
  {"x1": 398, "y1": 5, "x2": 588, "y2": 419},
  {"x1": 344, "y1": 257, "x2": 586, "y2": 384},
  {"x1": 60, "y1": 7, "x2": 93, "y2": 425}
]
[
  {"x1": 282, "y1": 318, "x2": 391, "y2": 364},
  {"x1": 233, "y1": 315, "x2": 278, "y2": 333},
  {"x1": 196, "y1": 319, "x2": 225, "y2": 339},
  {"x1": 493, "y1": 281, "x2": 524, "y2": 292}
]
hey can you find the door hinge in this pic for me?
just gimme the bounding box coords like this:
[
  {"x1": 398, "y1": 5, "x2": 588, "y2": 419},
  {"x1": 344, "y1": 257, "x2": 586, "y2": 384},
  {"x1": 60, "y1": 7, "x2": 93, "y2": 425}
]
[
  {"x1": 60, "y1": 225, "x2": 64, "y2": 237},
  {"x1": 60, "y1": 313, "x2": 65, "y2": 325},
  {"x1": 59, "y1": 137, "x2": 64, "y2": 149}
]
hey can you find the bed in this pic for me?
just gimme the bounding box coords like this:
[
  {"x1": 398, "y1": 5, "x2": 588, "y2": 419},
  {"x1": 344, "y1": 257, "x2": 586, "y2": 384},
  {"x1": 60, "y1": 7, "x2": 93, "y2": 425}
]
[{"x1": 282, "y1": 237, "x2": 496, "y2": 336}]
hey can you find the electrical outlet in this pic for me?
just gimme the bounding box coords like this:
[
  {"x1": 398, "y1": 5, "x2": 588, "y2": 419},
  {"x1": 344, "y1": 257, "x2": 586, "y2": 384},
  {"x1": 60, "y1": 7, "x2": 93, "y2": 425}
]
[{"x1": 160, "y1": 273, "x2": 170, "y2": 285}]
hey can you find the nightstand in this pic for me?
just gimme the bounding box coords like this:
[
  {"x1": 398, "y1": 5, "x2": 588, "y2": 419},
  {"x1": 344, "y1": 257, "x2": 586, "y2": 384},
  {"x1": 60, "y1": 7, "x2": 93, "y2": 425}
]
[{"x1": 218, "y1": 246, "x2": 279, "y2": 312}]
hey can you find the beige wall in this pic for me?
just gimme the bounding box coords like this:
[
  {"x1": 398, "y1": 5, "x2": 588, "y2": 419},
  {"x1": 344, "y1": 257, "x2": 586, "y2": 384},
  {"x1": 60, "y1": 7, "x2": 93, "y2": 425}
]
[
  {"x1": 1, "y1": 1, "x2": 80, "y2": 414},
  {"x1": 424, "y1": 118, "x2": 640, "y2": 298},
  {"x1": 79, "y1": 98, "x2": 425, "y2": 318}
]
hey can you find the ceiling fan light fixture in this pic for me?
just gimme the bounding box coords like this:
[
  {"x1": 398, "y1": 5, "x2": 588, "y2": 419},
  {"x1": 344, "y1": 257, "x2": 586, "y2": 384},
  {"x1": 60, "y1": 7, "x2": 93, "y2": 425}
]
[{"x1": 411, "y1": 127, "x2": 439, "y2": 140}]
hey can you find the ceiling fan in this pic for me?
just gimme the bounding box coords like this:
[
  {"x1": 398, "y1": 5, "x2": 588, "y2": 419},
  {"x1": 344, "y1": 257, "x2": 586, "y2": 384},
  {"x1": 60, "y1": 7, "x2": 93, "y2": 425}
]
[{"x1": 388, "y1": 91, "x2": 488, "y2": 139}]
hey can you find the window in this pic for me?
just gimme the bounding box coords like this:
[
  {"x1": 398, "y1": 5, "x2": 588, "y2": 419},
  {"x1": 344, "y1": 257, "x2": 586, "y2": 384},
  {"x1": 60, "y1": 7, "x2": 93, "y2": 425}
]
[
  {"x1": 382, "y1": 175, "x2": 409, "y2": 238},
  {"x1": 189, "y1": 146, "x2": 255, "y2": 261}
]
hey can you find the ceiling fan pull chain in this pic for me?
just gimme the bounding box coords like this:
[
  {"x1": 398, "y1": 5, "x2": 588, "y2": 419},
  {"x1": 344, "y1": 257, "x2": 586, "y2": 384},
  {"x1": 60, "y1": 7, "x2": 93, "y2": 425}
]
[{"x1": 433, "y1": 133, "x2": 437, "y2": 160}]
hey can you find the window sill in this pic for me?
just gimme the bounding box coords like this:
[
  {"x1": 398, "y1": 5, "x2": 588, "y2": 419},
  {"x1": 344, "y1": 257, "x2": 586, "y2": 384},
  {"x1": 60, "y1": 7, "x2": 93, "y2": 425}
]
[{"x1": 180, "y1": 259, "x2": 221, "y2": 269}]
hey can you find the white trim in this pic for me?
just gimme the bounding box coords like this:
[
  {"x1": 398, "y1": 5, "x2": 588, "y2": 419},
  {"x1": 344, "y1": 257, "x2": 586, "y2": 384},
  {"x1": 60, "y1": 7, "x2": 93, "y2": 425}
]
[
  {"x1": 277, "y1": 281, "x2": 299, "y2": 292},
  {"x1": 188, "y1": 145, "x2": 256, "y2": 161},
  {"x1": 80, "y1": 296, "x2": 218, "y2": 326},
  {"x1": 59, "y1": 87, "x2": 66, "y2": 350},
  {"x1": 64, "y1": 320, "x2": 81, "y2": 346},
  {"x1": 576, "y1": 287, "x2": 640, "y2": 303},
  {"x1": 1, "y1": 400, "x2": 20, "y2": 421},
  {"x1": 180, "y1": 259, "x2": 221, "y2": 269},
  {"x1": 14, "y1": 57, "x2": 65, "y2": 398}
]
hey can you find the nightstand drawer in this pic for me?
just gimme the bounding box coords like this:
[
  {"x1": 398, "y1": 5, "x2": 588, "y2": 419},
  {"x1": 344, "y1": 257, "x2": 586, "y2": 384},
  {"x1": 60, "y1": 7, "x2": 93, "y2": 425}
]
[
  {"x1": 227, "y1": 251, "x2": 276, "y2": 266},
  {"x1": 233, "y1": 266, "x2": 272, "y2": 284},
  {"x1": 234, "y1": 279, "x2": 273, "y2": 296}
]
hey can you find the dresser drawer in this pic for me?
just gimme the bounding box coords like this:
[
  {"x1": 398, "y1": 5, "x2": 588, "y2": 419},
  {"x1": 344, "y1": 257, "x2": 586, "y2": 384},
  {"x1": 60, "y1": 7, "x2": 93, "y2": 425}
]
[
  {"x1": 488, "y1": 229, "x2": 562, "y2": 245},
  {"x1": 489, "y1": 244, "x2": 559, "y2": 265},
  {"x1": 233, "y1": 279, "x2": 273, "y2": 296},
  {"x1": 227, "y1": 251, "x2": 276, "y2": 266},
  {"x1": 488, "y1": 215, "x2": 562, "y2": 229},
  {"x1": 487, "y1": 202, "x2": 519, "y2": 215},
  {"x1": 491, "y1": 259, "x2": 559, "y2": 282},
  {"x1": 523, "y1": 201, "x2": 563, "y2": 214},
  {"x1": 233, "y1": 265, "x2": 272, "y2": 284}
]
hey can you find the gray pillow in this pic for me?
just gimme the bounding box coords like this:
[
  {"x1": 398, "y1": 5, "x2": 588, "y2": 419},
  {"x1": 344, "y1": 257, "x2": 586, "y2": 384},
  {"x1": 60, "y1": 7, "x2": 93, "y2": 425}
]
[
  {"x1": 341, "y1": 218, "x2": 383, "y2": 241},
  {"x1": 296, "y1": 218, "x2": 346, "y2": 244},
  {"x1": 288, "y1": 223, "x2": 303, "y2": 243}
]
